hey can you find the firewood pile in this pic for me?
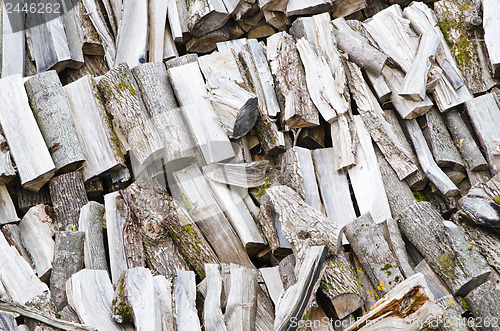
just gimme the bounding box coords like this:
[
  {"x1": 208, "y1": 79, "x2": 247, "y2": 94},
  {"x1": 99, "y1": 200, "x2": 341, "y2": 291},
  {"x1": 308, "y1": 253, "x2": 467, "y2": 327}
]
[{"x1": 0, "y1": 0, "x2": 500, "y2": 329}]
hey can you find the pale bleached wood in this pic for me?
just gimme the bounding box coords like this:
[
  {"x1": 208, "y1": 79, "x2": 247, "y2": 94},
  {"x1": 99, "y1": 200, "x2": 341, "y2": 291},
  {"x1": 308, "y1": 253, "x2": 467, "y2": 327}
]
[
  {"x1": 173, "y1": 270, "x2": 202, "y2": 331},
  {"x1": 167, "y1": 0, "x2": 189, "y2": 42},
  {"x1": 131, "y1": 63, "x2": 199, "y2": 172},
  {"x1": 203, "y1": 161, "x2": 268, "y2": 188},
  {"x1": 256, "y1": 200, "x2": 292, "y2": 255},
  {"x1": 19, "y1": 205, "x2": 54, "y2": 280},
  {"x1": 397, "y1": 202, "x2": 490, "y2": 296},
  {"x1": 78, "y1": 202, "x2": 108, "y2": 271},
  {"x1": 163, "y1": 23, "x2": 178, "y2": 61},
  {"x1": 259, "y1": 266, "x2": 283, "y2": 306},
  {"x1": 348, "y1": 116, "x2": 392, "y2": 223},
  {"x1": 204, "y1": 264, "x2": 227, "y2": 331},
  {"x1": 114, "y1": 0, "x2": 147, "y2": 67},
  {"x1": 153, "y1": 275, "x2": 175, "y2": 331},
  {"x1": 399, "y1": 30, "x2": 440, "y2": 101},
  {"x1": 285, "y1": 0, "x2": 332, "y2": 16},
  {"x1": 98, "y1": 63, "x2": 164, "y2": 165},
  {"x1": 403, "y1": 119, "x2": 460, "y2": 197},
  {"x1": 148, "y1": 0, "x2": 169, "y2": 63},
  {"x1": 366, "y1": 71, "x2": 391, "y2": 103},
  {"x1": 111, "y1": 268, "x2": 160, "y2": 331},
  {"x1": 0, "y1": 132, "x2": 16, "y2": 185},
  {"x1": 105, "y1": 191, "x2": 129, "y2": 284},
  {"x1": 465, "y1": 93, "x2": 500, "y2": 175},
  {"x1": 312, "y1": 148, "x2": 356, "y2": 228},
  {"x1": 24, "y1": 71, "x2": 86, "y2": 173},
  {"x1": 65, "y1": 75, "x2": 127, "y2": 181},
  {"x1": 1, "y1": 224, "x2": 33, "y2": 269},
  {"x1": 267, "y1": 32, "x2": 319, "y2": 128},
  {"x1": 67, "y1": 269, "x2": 131, "y2": 331},
  {"x1": 346, "y1": 61, "x2": 417, "y2": 180},
  {"x1": 330, "y1": 114, "x2": 357, "y2": 171},
  {"x1": 1, "y1": 3, "x2": 24, "y2": 77},
  {"x1": 0, "y1": 75, "x2": 55, "y2": 191},
  {"x1": 482, "y1": 0, "x2": 500, "y2": 76},
  {"x1": 0, "y1": 311, "x2": 17, "y2": 331},
  {"x1": 59, "y1": 0, "x2": 85, "y2": 68},
  {"x1": 166, "y1": 55, "x2": 235, "y2": 164},
  {"x1": 225, "y1": 264, "x2": 258, "y2": 330},
  {"x1": 0, "y1": 185, "x2": 18, "y2": 225}
]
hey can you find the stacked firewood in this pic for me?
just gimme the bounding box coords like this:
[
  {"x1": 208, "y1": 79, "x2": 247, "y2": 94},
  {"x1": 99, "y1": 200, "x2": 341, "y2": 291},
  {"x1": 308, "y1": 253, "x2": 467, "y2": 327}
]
[{"x1": 0, "y1": 0, "x2": 500, "y2": 330}]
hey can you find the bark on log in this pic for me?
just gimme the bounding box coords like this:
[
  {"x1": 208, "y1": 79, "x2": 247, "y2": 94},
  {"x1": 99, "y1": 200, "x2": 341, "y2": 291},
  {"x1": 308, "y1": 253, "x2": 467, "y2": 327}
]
[
  {"x1": 465, "y1": 280, "x2": 500, "y2": 330},
  {"x1": 50, "y1": 231, "x2": 85, "y2": 312},
  {"x1": 75, "y1": 0, "x2": 104, "y2": 56},
  {"x1": 0, "y1": 75, "x2": 55, "y2": 191},
  {"x1": 49, "y1": 171, "x2": 89, "y2": 231},
  {"x1": 173, "y1": 270, "x2": 202, "y2": 331},
  {"x1": 78, "y1": 202, "x2": 108, "y2": 271},
  {"x1": 24, "y1": 71, "x2": 86, "y2": 173},
  {"x1": 384, "y1": 217, "x2": 415, "y2": 278},
  {"x1": 114, "y1": 0, "x2": 147, "y2": 67}
]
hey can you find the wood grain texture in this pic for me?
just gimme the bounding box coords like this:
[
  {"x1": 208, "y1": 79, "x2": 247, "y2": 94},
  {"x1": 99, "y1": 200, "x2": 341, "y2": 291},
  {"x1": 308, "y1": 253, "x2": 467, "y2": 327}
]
[
  {"x1": 1, "y1": 2, "x2": 25, "y2": 77},
  {"x1": 173, "y1": 270, "x2": 202, "y2": 331},
  {"x1": 78, "y1": 202, "x2": 108, "y2": 271},
  {"x1": 105, "y1": 191, "x2": 129, "y2": 284},
  {"x1": 114, "y1": 0, "x2": 148, "y2": 67},
  {"x1": 482, "y1": 0, "x2": 500, "y2": 76},
  {"x1": 0, "y1": 185, "x2": 19, "y2": 225}
]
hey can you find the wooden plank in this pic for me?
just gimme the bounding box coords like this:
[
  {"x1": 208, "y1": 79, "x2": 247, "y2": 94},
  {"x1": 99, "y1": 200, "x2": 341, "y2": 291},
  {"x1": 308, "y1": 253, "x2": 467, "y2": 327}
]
[
  {"x1": 1, "y1": 2, "x2": 25, "y2": 77},
  {"x1": 173, "y1": 270, "x2": 202, "y2": 331},
  {"x1": 0, "y1": 75, "x2": 55, "y2": 191},
  {"x1": 24, "y1": 71, "x2": 86, "y2": 173},
  {"x1": 78, "y1": 202, "x2": 108, "y2": 271},
  {"x1": 114, "y1": 0, "x2": 148, "y2": 67},
  {"x1": 482, "y1": 0, "x2": 500, "y2": 76}
]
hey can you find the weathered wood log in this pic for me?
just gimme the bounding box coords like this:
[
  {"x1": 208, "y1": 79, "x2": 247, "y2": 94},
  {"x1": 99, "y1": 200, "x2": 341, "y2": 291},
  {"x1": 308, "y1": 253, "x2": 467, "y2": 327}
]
[
  {"x1": 203, "y1": 264, "x2": 226, "y2": 331},
  {"x1": 173, "y1": 270, "x2": 202, "y2": 331},
  {"x1": 167, "y1": 0, "x2": 189, "y2": 42},
  {"x1": 49, "y1": 171, "x2": 89, "y2": 231},
  {"x1": 397, "y1": 201, "x2": 490, "y2": 296},
  {"x1": 346, "y1": 61, "x2": 417, "y2": 181},
  {"x1": 344, "y1": 213, "x2": 404, "y2": 297},
  {"x1": 148, "y1": 0, "x2": 169, "y2": 63},
  {"x1": 0, "y1": 75, "x2": 55, "y2": 191},
  {"x1": 266, "y1": 32, "x2": 320, "y2": 128},
  {"x1": 186, "y1": 26, "x2": 231, "y2": 53},
  {"x1": 78, "y1": 202, "x2": 108, "y2": 271},
  {"x1": 203, "y1": 161, "x2": 268, "y2": 188},
  {"x1": 332, "y1": 0, "x2": 366, "y2": 18},
  {"x1": 258, "y1": 0, "x2": 288, "y2": 11},
  {"x1": 64, "y1": 75, "x2": 127, "y2": 181},
  {"x1": 50, "y1": 231, "x2": 85, "y2": 312},
  {"x1": 403, "y1": 119, "x2": 460, "y2": 197},
  {"x1": 98, "y1": 63, "x2": 164, "y2": 166},
  {"x1": 114, "y1": 0, "x2": 147, "y2": 67},
  {"x1": 67, "y1": 269, "x2": 131, "y2": 331},
  {"x1": 0, "y1": 311, "x2": 16, "y2": 331},
  {"x1": 482, "y1": 0, "x2": 500, "y2": 77},
  {"x1": 285, "y1": 0, "x2": 332, "y2": 16},
  {"x1": 186, "y1": 0, "x2": 230, "y2": 37},
  {"x1": 253, "y1": 110, "x2": 285, "y2": 156},
  {"x1": 329, "y1": 114, "x2": 357, "y2": 171},
  {"x1": 105, "y1": 191, "x2": 129, "y2": 284},
  {"x1": 85, "y1": 178, "x2": 104, "y2": 199},
  {"x1": 59, "y1": 0, "x2": 85, "y2": 68},
  {"x1": 263, "y1": 10, "x2": 289, "y2": 31},
  {"x1": 1, "y1": 3, "x2": 25, "y2": 77},
  {"x1": 74, "y1": 0, "x2": 103, "y2": 56},
  {"x1": 365, "y1": 71, "x2": 392, "y2": 104},
  {"x1": 441, "y1": 109, "x2": 488, "y2": 172},
  {"x1": 273, "y1": 245, "x2": 328, "y2": 330},
  {"x1": 60, "y1": 55, "x2": 109, "y2": 85},
  {"x1": 0, "y1": 185, "x2": 18, "y2": 226},
  {"x1": 225, "y1": 264, "x2": 258, "y2": 330},
  {"x1": 465, "y1": 280, "x2": 500, "y2": 329},
  {"x1": 24, "y1": 71, "x2": 85, "y2": 173},
  {"x1": 166, "y1": 55, "x2": 235, "y2": 164},
  {"x1": 348, "y1": 116, "x2": 392, "y2": 223},
  {"x1": 384, "y1": 217, "x2": 415, "y2": 278},
  {"x1": 163, "y1": 23, "x2": 179, "y2": 61},
  {"x1": 259, "y1": 266, "x2": 283, "y2": 306},
  {"x1": 1, "y1": 224, "x2": 34, "y2": 269},
  {"x1": 152, "y1": 275, "x2": 175, "y2": 331},
  {"x1": 256, "y1": 200, "x2": 292, "y2": 255},
  {"x1": 0, "y1": 132, "x2": 15, "y2": 185},
  {"x1": 312, "y1": 148, "x2": 356, "y2": 228},
  {"x1": 465, "y1": 93, "x2": 500, "y2": 175}
]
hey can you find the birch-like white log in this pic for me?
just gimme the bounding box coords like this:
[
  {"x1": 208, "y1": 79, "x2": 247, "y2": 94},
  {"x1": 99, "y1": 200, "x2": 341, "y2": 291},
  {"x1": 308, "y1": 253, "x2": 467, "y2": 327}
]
[
  {"x1": 153, "y1": 275, "x2": 175, "y2": 331},
  {"x1": 114, "y1": 0, "x2": 148, "y2": 67},
  {"x1": 0, "y1": 75, "x2": 55, "y2": 191},
  {"x1": 173, "y1": 270, "x2": 202, "y2": 331}
]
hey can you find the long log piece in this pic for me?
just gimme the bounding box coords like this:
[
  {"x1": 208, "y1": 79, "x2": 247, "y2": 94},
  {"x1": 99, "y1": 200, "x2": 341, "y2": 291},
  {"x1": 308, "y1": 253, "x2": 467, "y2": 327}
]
[
  {"x1": 203, "y1": 264, "x2": 226, "y2": 331},
  {"x1": 105, "y1": 191, "x2": 129, "y2": 284},
  {"x1": 78, "y1": 202, "x2": 109, "y2": 271},
  {"x1": 24, "y1": 71, "x2": 86, "y2": 173},
  {"x1": 114, "y1": 0, "x2": 148, "y2": 67},
  {"x1": 225, "y1": 264, "x2": 258, "y2": 330},
  {"x1": 482, "y1": 0, "x2": 500, "y2": 77},
  {"x1": 173, "y1": 270, "x2": 202, "y2": 331},
  {"x1": 0, "y1": 75, "x2": 55, "y2": 191}
]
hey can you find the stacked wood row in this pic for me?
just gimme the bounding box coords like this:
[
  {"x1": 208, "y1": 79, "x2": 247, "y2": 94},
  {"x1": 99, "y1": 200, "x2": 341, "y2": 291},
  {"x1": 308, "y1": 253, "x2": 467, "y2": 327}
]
[{"x1": 0, "y1": 0, "x2": 499, "y2": 329}]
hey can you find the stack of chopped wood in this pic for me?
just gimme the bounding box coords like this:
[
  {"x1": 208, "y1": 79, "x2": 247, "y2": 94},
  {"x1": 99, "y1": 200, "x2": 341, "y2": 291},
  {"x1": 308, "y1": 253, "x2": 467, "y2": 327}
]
[{"x1": 0, "y1": 0, "x2": 500, "y2": 329}]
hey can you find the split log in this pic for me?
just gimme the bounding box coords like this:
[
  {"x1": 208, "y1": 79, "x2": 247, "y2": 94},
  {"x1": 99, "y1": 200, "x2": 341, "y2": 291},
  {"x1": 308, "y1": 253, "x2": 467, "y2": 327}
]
[
  {"x1": 166, "y1": 55, "x2": 235, "y2": 164},
  {"x1": 1, "y1": 224, "x2": 33, "y2": 268},
  {"x1": 365, "y1": 71, "x2": 391, "y2": 104},
  {"x1": 0, "y1": 185, "x2": 18, "y2": 225},
  {"x1": 49, "y1": 171, "x2": 89, "y2": 231},
  {"x1": 280, "y1": 147, "x2": 323, "y2": 212},
  {"x1": 59, "y1": 0, "x2": 85, "y2": 67},
  {"x1": 111, "y1": 268, "x2": 160, "y2": 330},
  {"x1": 256, "y1": 200, "x2": 292, "y2": 255},
  {"x1": 85, "y1": 178, "x2": 104, "y2": 199},
  {"x1": 331, "y1": 0, "x2": 367, "y2": 18},
  {"x1": 172, "y1": 164, "x2": 253, "y2": 268},
  {"x1": 167, "y1": 0, "x2": 189, "y2": 42},
  {"x1": 344, "y1": 213, "x2": 404, "y2": 297},
  {"x1": 24, "y1": 71, "x2": 86, "y2": 173},
  {"x1": 98, "y1": 63, "x2": 164, "y2": 166},
  {"x1": 346, "y1": 61, "x2": 417, "y2": 180},
  {"x1": 266, "y1": 32, "x2": 320, "y2": 128},
  {"x1": 131, "y1": 63, "x2": 198, "y2": 172},
  {"x1": 297, "y1": 126, "x2": 325, "y2": 149},
  {"x1": 0, "y1": 75, "x2": 55, "y2": 191},
  {"x1": 345, "y1": 273, "x2": 443, "y2": 331},
  {"x1": 153, "y1": 275, "x2": 175, "y2": 331},
  {"x1": 203, "y1": 264, "x2": 226, "y2": 331},
  {"x1": 0, "y1": 132, "x2": 15, "y2": 185},
  {"x1": 263, "y1": 10, "x2": 289, "y2": 31},
  {"x1": 203, "y1": 161, "x2": 268, "y2": 188},
  {"x1": 403, "y1": 119, "x2": 459, "y2": 197},
  {"x1": 19, "y1": 205, "x2": 55, "y2": 280},
  {"x1": 458, "y1": 174, "x2": 500, "y2": 228},
  {"x1": 253, "y1": 111, "x2": 285, "y2": 155},
  {"x1": 312, "y1": 148, "x2": 356, "y2": 228},
  {"x1": 67, "y1": 269, "x2": 131, "y2": 331},
  {"x1": 173, "y1": 270, "x2": 202, "y2": 331},
  {"x1": 258, "y1": 0, "x2": 288, "y2": 11},
  {"x1": 384, "y1": 217, "x2": 415, "y2": 278},
  {"x1": 225, "y1": 264, "x2": 258, "y2": 330},
  {"x1": 259, "y1": 266, "x2": 283, "y2": 306},
  {"x1": 148, "y1": 0, "x2": 169, "y2": 63},
  {"x1": 186, "y1": 0, "x2": 230, "y2": 37},
  {"x1": 0, "y1": 312, "x2": 16, "y2": 331},
  {"x1": 465, "y1": 93, "x2": 500, "y2": 174},
  {"x1": 64, "y1": 75, "x2": 127, "y2": 181},
  {"x1": 465, "y1": 280, "x2": 500, "y2": 329},
  {"x1": 424, "y1": 107, "x2": 465, "y2": 170},
  {"x1": 482, "y1": 0, "x2": 500, "y2": 76},
  {"x1": 273, "y1": 246, "x2": 328, "y2": 330},
  {"x1": 163, "y1": 23, "x2": 179, "y2": 61},
  {"x1": 186, "y1": 26, "x2": 231, "y2": 53},
  {"x1": 78, "y1": 202, "x2": 108, "y2": 271},
  {"x1": 75, "y1": 0, "x2": 104, "y2": 56},
  {"x1": 114, "y1": 0, "x2": 148, "y2": 67},
  {"x1": 348, "y1": 116, "x2": 392, "y2": 223},
  {"x1": 105, "y1": 191, "x2": 129, "y2": 284},
  {"x1": 1, "y1": 3, "x2": 25, "y2": 77},
  {"x1": 285, "y1": 0, "x2": 333, "y2": 16},
  {"x1": 442, "y1": 109, "x2": 488, "y2": 172},
  {"x1": 330, "y1": 114, "x2": 357, "y2": 171},
  {"x1": 50, "y1": 231, "x2": 85, "y2": 312},
  {"x1": 397, "y1": 201, "x2": 490, "y2": 296}
]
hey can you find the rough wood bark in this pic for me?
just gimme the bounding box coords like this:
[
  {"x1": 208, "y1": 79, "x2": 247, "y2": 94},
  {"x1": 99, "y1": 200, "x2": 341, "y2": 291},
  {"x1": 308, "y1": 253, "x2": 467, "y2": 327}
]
[
  {"x1": 384, "y1": 217, "x2": 415, "y2": 278},
  {"x1": 114, "y1": 0, "x2": 147, "y2": 67},
  {"x1": 1, "y1": 3, "x2": 25, "y2": 77},
  {"x1": 24, "y1": 71, "x2": 85, "y2": 173},
  {"x1": 98, "y1": 63, "x2": 164, "y2": 166},
  {"x1": 49, "y1": 171, "x2": 89, "y2": 231},
  {"x1": 67, "y1": 269, "x2": 131, "y2": 331},
  {"x1": 166, "y1": 55, "x2": 235, "y2": 164},
  {"x1": 173, "y1": 270, "x2": 202, "y2": 331},
  {"x1": 397, "y1": 201, "x2": 490, "y2": 296},
  {"x1": 64, "y1": 75, "x2": 127, "y2": 181},
  {"x1": 256, "y1": 200, "x2": 292, "y2": 255},
  {"x1": 74, "y1": 0, "x2": 103, "y2": 56},
  {"x1": 0, "y1": 75, "x2": 55, "y2": 191},
  {"x1": 266, "y1": 32, "x2": 320, "y2": 128},
  {"x1": 204, "y1": 264, "x2": 227, "y2": 331},
  {"x1": 78, "y1": 202, "x2": 108, "y2": 271},
  {"x1": 482, "y1": 0, "x2": 500, "y2": 77},
  {"x1": 225, "y1": 264, "x2": 258, "y2": 330},
  {"x1": 465, "y1": 280, "x2": 500, "y2": 330},
  {"x1": 50, "y1": 231, "x2": 85, "y2": 312}
]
